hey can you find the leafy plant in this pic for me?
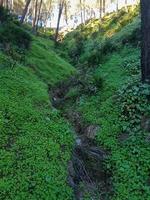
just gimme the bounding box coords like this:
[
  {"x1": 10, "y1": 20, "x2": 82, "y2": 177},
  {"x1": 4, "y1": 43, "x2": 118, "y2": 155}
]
[
  {"x1": 0, "y1": 6, "x2": 12, "y2": 23},
  {"x1": 0, "y1": 22, "x2": 32, "y2": 50}
]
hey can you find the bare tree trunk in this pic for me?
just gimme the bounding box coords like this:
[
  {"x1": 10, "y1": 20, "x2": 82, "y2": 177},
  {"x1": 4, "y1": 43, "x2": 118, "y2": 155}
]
[
  {"x1": 79, "y1": 0, "x2": 83, "y2": 24},
  {"x1": 36, "y1": 0, "x2": 43, "y2": 32},
  {"x1": 116, "y1": 0, "x2": 119, "y2": 12},
  {"x1": 20, "y1": 0, "x2": 32, "y2": 23},
  {"x1": 141, "y1": 0, "x2": 150, "y2": 83},
  {"x1": 32, "y1": 0, "x2": 38, "y2": 32},
  {"x1": 90, "y1": 8, "x2": 92, "y2": 18},
  {"x1": 125, "y1": 0, "x2": 128, "y2": 12},
  {"x1": 55, "y1": 0, "x2": 64, "y2": 43},
  {"x1": 83, "y1": 0, "x2": 85, "y2": 23},
  {"x1": 99, "y1": 0, "x2": 102, "y2": 19},
  {"x1": 64, "y1": 1, "x2": 68, "y2": 25},
  {"x1": 43, "y1": 0, "x2": 52, "y2": 31},
  {"x1": 10, "y1": 0, "x2": 13, "y2": 11},
  {"x1": 49, "y1": 0, "x2": 53, "y2": 28},
  {"x1": 6, "y1": 0, "x2": 8, "y2": 9},
  {"x1": 103, "y1": 0, "x2": 105, "y2": 15},
  {"x1": 0, "y1": 0, "x2": 4, "y2": 7}
]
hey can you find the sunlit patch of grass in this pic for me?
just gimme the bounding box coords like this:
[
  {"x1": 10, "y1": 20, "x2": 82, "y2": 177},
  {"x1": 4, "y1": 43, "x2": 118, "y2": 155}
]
[
  {"x1": 0, "y1": 34, "x2": 75, "y2": 199},
  {"x1": 27, "y1": 37, "x2": 75, "y2": 85},
  {"x1": 62, "y1": 6, "x2": 140, "y2": 66}
]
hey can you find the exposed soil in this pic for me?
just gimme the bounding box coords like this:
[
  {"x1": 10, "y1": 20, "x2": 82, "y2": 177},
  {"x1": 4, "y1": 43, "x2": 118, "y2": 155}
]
[{"x1": 50, "y1": 78, "x2": 112, "y2": 200}]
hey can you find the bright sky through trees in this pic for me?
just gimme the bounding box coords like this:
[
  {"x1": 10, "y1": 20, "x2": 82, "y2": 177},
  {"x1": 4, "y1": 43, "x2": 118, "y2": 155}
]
[
  {"x1": 48, "y1": 0, "x2": 139, "y2": 29},
  {"x1": 13, "y1": 0, "x2": 139, "y2": 30}
]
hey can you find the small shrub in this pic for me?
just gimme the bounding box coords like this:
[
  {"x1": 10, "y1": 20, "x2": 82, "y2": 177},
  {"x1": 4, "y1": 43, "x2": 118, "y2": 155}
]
[
  {"x1": 65, "y1": 87, "x2": 80, "y2": 99},
  {"x1": 38, "y1": 27, "x2": 55, "y2": 39},
  {"x1": 0, "y1": 6, "x2": 12, "y2": 23},
  {"x1": 118, "y1": 82, "x2": 150, "y2": 132},
  {"x1": 122, "y1": 55, "x2": 140, "y2": 75},
  {"x1": 93, "y1": 73, "x2": 103, "y2": 88},
  {"x1": 78, "y1": 70, "x2": 103, "y2": 95},
  {"x1": 0, "y1": 6, "x2": 32, "y2": 52},
  {"x1": 67, "y1": 33, "x2": 84, "y2": 63},
  {"x1": 6, "y1": 46, "x2": 26, "y2": 64},
  {"x1": 0, "y1": 53, "x2": 16, "y2": 68},
  {"x1": 0, "y1": 22, "x2": 32, "y2": 50}
]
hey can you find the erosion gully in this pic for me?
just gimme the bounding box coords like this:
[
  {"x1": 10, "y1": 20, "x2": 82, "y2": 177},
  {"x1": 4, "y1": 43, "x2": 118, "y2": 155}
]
[{"x1": 50, "y1": 75, "x2": 112, "y2": 200}]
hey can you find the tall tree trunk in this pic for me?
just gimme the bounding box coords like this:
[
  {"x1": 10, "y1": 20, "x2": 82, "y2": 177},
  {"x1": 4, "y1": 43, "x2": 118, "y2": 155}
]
[
  {"x1": 83, "y1": 0, "x2": 86, "y2": 23},
  {"x1": 32, "y1": 0, "x2": 38, "y2": 32},
  {"x1": 125, "y1": 0, "x2": 128, "y2": 12},
  {"x1": 55, "y1": 0, "x2": 64, "y2": 43},
  {"x1": 20, "y1": 0, "x2": 31, "y2": 23},
  {"x1": 116, "y1": 0, "x2": 119, "y2": 12},
  {"x1": 141, "y1": 0, "x2": 150, "y2": 83},
  {"x1": 99, "y1": 0, "x2": 102, "y2": 19},
  {"x1": 0, "y1": 0, "x2": 4, "y2": 7},
  {"x1": 98, "y1": 0, "x2": 102, "y2": 31},
  {"x1": 6, "y1": 0, "x2": 9, "y2": 9},
  {"x1": 11, "y1": 0, "x2": 14, "y2": 11},
  {"x1": 44, "y1": 0, "x2": 52, "y2": 31},
  {"x1": 80, "y1": 0, "x2": 83, "y2": 24},
  {"x1": 36, "y1": 0, "x2": 43, "y2": 32},
  {"x1": 48, "y1": 0, "x2": 53, "y2": 28},
  {"x1": 103, "y1": 0, "x2": 105, "y2": 15},
  {"x1": 64, "y1": 1, "x2": 68, "y2": 25}
]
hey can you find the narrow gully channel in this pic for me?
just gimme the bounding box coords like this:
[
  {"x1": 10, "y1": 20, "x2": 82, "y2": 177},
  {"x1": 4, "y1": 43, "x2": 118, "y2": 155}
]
[{"x1": 49, "y1": 78, "x2": 112, "y2": 200}]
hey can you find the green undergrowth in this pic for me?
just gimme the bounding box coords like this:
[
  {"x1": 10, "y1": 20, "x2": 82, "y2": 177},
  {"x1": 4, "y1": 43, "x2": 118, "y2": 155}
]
[
  {"x1": 26, "y1": 37, "x2": 75, "y2": 85},
  {"x1": 61, "y1": 4, "x2": 150, "y2": 199},
  {"x1": 62, "y1": 5, "x2": 140, "y2": 66},
  {"x1": 78, "y1": 47, "x2": 139, "y2": 122},
  {"x1": 0, "y1": 63, "x2": 74, "y2": 199},
  {"x1": 0, "y1": 18, "x2": 75, "y2": 198},
  {"x1": 77, "y1": 45, "x2": 150, "y2": 199}
]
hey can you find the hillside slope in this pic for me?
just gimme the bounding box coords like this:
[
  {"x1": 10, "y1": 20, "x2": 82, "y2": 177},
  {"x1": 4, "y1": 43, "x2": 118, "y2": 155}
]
[
  {"x1": 0, "y1": 32, "x2": 75, "y2": 199},
  {"x1": 27, "y1": 37, "x2": 75, "y2": 85},
  {"x1": 62, "y1": 6, "x2": 140, "y2": 66},
  {"x1": 1, "y1": 5, "x2": 150, "y2": 200},
  {"x1": 61, "y1": 6, "x2": 150, "y2": 200}
]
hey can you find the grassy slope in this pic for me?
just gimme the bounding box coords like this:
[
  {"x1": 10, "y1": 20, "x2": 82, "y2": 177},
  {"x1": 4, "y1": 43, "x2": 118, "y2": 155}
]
[
  {"x1": 27, "y1": 37, "x2": 75, "y2": 85},
  {"x1": 62, "y1": 6, "x2": 140, "y2": 66},
  {"x1": 0, "y1": 37, "x2": 75, "y2": 199},
  {"x1": 63, "y1": 6, "x2": 150, "y2": 200},
  {"x1": 79, "y1": 46, "x2": 150, "y2": 200}
]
